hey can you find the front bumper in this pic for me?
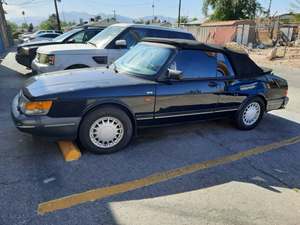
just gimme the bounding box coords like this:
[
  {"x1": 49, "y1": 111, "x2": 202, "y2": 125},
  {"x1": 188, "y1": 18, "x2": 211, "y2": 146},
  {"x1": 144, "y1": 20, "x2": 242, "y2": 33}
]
[
  {"x1": 31, "y1": 59, "x2": 58, "y2": 74},
  {"x1": 11, "y1": 95, "x2": 80, "y2": 139}
]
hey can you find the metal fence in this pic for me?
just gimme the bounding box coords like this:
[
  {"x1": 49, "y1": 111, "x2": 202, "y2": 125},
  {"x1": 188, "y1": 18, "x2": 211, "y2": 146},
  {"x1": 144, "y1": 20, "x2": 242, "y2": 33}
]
[{"x1": 182, "y1": 23, "x2": 299, "y2": 47}]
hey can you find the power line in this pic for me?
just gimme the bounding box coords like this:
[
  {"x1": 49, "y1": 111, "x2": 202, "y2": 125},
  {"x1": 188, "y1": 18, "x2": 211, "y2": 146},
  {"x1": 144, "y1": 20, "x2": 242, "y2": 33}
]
[{"x1": 6, "y1": 0, "x2": 48, "y2": 6}]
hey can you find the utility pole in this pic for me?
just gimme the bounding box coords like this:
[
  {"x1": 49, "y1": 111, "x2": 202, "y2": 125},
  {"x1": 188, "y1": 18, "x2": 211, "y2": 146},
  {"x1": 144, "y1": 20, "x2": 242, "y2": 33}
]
[
  {"x1": 0, "y1": 0, "x2": 10, "y2": 49},
  {"x1": 152, "y1": 0, "x2": 155, "y2": 22},
  {"x1": 22, "y1": 11, "x2": 27, "y2": 24},
  {"x1": 113, "y1": 9, "x2": 116, "y2": 21},
  {"x1": 267, "y1": 0, "x2": 272, "y2": 17},
  {"x1": 54, "y1": 0, "x2": 61, "y2": 31},
  {"x1": 177, "y1": 0, "x2": 182, "y2": 27}
]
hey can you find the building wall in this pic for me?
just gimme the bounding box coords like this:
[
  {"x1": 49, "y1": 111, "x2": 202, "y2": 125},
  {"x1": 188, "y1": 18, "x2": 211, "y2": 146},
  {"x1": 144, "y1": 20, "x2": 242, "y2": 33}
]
[{"x1": 183, "y1": 20, "x2": 256, "y2": 46}]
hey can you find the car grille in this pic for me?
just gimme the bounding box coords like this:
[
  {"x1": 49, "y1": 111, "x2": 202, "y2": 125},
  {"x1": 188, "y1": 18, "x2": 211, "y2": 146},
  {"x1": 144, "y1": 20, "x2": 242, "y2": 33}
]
[{"x1": 17, "y1": 47, "x2": 22, "y2": 54}]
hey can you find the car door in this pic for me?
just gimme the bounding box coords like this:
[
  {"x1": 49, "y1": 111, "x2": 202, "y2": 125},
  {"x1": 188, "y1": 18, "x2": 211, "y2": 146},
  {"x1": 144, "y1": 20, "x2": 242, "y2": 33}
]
[
  {"x1": 155, "y1": 49, "x2": 223, "y2": 119},
  {"x1": 107, "y1": 29, "x2": 140, "y2": 65}
]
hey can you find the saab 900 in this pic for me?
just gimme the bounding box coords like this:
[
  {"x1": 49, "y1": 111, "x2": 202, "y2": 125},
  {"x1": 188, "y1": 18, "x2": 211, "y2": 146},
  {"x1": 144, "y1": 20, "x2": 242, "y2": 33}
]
[{"x1": 12, "y1": 38, "x2": 289, "y2": 154}]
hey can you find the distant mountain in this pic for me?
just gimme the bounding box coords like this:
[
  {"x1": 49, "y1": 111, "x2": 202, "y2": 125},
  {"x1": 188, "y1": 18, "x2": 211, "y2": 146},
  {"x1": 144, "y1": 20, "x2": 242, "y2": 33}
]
[
  {"x1": 9, "y1": 16, "x2": 44, "y2": 26},
  {"x1": 140, "y1": 15, "x2": 177, "y2": 23},
  {"x1": 62, "y1": 11, "x2": 95, "y2": 23},
  {"x1": 9, "y1": 11, "x2": 175, "y2": 26}
]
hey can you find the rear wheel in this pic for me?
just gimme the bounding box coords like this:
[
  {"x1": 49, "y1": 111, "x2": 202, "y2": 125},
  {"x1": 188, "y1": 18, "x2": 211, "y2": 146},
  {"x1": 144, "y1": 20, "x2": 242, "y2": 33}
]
[
  {"x1": 235, "y1": 97, "x2": 265, "y2": 130},
  {"x1": 79, "y1": 107, "x2": 133, "y2": 154}
]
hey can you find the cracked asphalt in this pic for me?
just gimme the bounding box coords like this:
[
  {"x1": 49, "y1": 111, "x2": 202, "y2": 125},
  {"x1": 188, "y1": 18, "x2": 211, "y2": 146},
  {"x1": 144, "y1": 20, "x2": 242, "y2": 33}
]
[{"x1": 0, "y1": 50, "x2": 300, "y2": 225}]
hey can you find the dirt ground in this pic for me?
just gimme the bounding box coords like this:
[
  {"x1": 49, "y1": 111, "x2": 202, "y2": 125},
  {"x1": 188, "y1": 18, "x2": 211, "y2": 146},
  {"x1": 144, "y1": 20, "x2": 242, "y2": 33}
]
[{"x1": 249, "y1": 47, "x2": 300, "y2": 69}]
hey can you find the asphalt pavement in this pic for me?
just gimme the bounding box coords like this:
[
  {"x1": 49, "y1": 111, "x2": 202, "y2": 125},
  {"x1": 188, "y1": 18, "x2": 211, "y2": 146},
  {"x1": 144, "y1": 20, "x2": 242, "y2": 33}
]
[{"x1": 0, "y1": 51, "x2": 300, "y2": 225}]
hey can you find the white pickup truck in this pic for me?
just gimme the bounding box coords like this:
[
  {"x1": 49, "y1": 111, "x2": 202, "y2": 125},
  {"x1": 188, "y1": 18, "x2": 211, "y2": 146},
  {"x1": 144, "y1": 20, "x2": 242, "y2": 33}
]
[{"x1": 31, "y1": 23, "x2": 195, "y2": 74}]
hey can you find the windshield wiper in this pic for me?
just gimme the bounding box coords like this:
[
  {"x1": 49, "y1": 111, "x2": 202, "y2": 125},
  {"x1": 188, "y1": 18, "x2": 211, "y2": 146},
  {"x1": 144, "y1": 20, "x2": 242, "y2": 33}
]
[{"x1": 87, "y1": 41, "x2": 97, "y2": 47}]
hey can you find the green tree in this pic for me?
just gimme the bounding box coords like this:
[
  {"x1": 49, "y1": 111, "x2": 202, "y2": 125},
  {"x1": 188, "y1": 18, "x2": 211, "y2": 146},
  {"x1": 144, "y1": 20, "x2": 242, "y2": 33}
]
[
  {"x1": 28, "y1": 23, "x2": 34, "y2": 32},
  {"x1": 39, "y1": 14, "x2": 59, "y2": 30},
  {"x1": 290, "y1": 0, "x2": 300, "y2": 10},
  {"x1": 7, "y1": 21, "x2": 18, "y2": 34},
  {"x1": 21, "y1": 22, "x2": 29, "y2": 31},
  {"x1": 177, "y1": 16, "x2": 189, "y2": 24},
  {"x1": 202, "y1": 0, "x2": 264, "y2": 21}
]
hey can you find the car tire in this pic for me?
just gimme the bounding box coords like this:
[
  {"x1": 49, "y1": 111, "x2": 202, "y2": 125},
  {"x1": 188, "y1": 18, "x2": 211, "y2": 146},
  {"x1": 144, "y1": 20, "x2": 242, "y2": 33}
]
[
  {"x1": 235, "y1": 97, "x2": 265, "y2": 130},
  {"x1": 79, "y1": 106, "x2": 133, "y2": 154}
]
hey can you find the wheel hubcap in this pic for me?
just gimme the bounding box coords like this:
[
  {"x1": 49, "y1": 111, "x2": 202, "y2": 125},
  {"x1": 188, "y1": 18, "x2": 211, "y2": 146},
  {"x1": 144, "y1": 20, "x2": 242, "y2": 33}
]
[
  {"x1": 242, "y1": 102, "x2": 261, "y2": 126},
  {"x1": 89, "y1": 116, "x2": 124, "y2": 149}
]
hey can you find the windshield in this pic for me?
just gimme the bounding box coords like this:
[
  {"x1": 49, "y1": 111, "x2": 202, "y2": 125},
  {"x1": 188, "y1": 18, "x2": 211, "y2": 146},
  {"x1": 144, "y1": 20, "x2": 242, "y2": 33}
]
[
  {"x1": 88, "y1": 25, "x2": 126, "y2": 48},
  {"x1": 53, "y1": 29, "x2": 81, "y2": 42},
  {"x1": 113, "y1": 43, "x2": 173, "y2": 77}
]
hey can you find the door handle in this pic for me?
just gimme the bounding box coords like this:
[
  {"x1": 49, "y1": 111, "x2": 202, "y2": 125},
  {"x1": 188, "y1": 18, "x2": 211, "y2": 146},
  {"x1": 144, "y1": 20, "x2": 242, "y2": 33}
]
[{"x1": 208, "y1": 81, "x2": 218, "y2": 87}]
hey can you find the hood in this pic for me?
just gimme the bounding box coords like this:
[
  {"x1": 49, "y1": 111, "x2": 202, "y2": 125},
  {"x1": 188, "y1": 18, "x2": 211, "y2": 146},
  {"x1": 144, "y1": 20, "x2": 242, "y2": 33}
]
[
  {"x1": 19, "y1": 40, "x2": 60, "y2": 48},
  {"x1": 37, "y1": 43, "x2": 100, "y2": 55},
  {"x1": 23, "y1": 68, "x2": 155, "y2": 99}
]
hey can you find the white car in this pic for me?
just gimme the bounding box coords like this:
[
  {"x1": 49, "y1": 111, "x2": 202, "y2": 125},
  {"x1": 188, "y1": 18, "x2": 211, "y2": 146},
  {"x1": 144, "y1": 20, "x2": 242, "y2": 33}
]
[
  {"x1": 23, "y1": 32, "x2": 61, "y2": 43},
  {"x1": 32, "y1": 23, "x2": 195, "y2": 74},
  {"x1": 20, "y1": 30, "x2": 60, "y2": 42}
]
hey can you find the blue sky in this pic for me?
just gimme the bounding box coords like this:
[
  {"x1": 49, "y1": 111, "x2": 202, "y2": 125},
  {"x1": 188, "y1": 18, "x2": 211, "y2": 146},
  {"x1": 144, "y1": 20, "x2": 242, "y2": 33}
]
[{"x1": 4, "y1": 0, "x2": 297, "y2": 20}]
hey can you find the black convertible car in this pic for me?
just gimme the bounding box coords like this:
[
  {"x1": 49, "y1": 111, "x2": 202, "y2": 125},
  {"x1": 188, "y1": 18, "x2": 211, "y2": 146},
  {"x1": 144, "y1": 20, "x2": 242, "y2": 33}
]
[
  {"x1": 12, "y1": 38, "x2": 289, "y2": 154},
  {"x1": 16, "y1": 26, "x2": 104, "y2": 68}
]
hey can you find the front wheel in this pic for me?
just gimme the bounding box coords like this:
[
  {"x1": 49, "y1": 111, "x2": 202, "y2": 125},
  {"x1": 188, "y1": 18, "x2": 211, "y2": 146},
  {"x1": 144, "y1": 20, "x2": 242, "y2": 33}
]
[
  {"x1": 235, "y1": 98, "x2": 265, "y2": 130},
  {"x1": 79, "y1": 107, "x2": 133, "y2": 154}
]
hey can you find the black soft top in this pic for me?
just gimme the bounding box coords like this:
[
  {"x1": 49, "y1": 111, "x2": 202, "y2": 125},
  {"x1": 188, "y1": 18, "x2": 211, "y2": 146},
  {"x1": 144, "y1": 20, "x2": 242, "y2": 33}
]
[{"x1": 142, "y1": 38, "x2": 264, "y2": 79}]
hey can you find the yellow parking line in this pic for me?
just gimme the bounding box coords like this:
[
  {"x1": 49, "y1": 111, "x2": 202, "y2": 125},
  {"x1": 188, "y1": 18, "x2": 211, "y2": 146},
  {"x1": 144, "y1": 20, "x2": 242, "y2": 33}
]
[
  {"x1": 39, "y1": 135, "x2": 300, "y2": 215},
  {"x1": 57, "y1": 141, "x2": 81, "y2": 162}
]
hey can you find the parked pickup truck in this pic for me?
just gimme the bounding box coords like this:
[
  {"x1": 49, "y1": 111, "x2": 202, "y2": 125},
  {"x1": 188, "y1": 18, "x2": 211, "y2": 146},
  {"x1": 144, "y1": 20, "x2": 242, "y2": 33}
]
[
  {"x1": 12, "y1": 38, "x2": 289, "y2": 154},
  {"x1": 31, "y1": 23, "x2": 195, "y2": 74},
  {"x1": 16, "y1": 26, "x2": 104, "y2": 68}
]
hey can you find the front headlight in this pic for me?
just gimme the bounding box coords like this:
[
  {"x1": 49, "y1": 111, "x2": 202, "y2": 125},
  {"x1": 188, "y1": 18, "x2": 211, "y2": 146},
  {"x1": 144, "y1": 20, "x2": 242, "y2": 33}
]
[
  {"x1": 19, "y1": 93, "x2": 53, "y2": 115},
  {"x1": 38, "y1": 53, "x2": 55, "y2": 65}
]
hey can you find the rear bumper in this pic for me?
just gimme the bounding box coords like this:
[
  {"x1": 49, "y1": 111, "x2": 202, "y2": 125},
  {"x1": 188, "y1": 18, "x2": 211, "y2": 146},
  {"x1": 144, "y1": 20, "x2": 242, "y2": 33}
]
[
  {"x1": 267, "y1": 97, "x2": 289, "y2": 111},
  {"x1": 11, "y1": 95, "x2": 80, "y2": 139}
]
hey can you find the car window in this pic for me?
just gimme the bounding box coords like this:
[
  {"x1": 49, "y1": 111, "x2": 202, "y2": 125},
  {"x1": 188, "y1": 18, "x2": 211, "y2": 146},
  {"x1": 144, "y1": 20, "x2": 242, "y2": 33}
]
[
  {"x1": 118, "y1": 30, "x2": 138, "y2": 49},
  {"x1": 171, "y1": 50, "x2": 217, "y2": 79},
  {"x1": 147, "y1": 29, "x2": 195, "y2": 40},
  {"x1": 70, "y1": 31, "x2": 85, "y2": 43},
  {"x1": 48, "y1": 34, "x2": 59, "y2": 38},
  {"x1": 216, "y1": 53, "x2": 235, "y2": 77},
  {"x1": 39, "y1": 33, "x2": 57, "y2": 38},
  {"x1": 131, "y1": 28, "x2": 148, "y2": 39},
  {"x1": 53, "y1": 29, "x2": 82, "y2": 42},
  {"x1": 84, "y1": 30, "x2": 101, "y2": 42},
  {"x1": 114, "y1": 43, "x2": 172, "y2": 76},
  {"x1": 88, "y1": 25, "x2": 126, "y2": 48}
]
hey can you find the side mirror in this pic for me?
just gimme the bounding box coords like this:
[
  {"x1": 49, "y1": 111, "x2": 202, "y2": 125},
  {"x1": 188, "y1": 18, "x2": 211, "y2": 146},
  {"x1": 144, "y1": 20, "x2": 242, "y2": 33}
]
[
  {"x1": 167, "y1": 69, "x2": 182, "y2": 80},
  {"x1": 115, "y1": 39, "x2": 127, "y2": 48}
]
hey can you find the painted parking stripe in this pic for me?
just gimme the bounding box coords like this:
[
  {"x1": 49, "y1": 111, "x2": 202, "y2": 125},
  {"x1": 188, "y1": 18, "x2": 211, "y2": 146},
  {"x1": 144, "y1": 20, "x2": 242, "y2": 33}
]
[
  {"x1": 39, "y1": 135, "x2": 300, "y2": 215},
  {"x1": 58, "y1": 141, "x2": 81, "y2": 162}
]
